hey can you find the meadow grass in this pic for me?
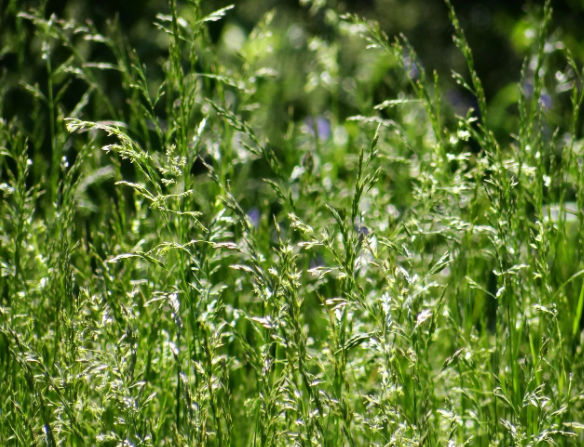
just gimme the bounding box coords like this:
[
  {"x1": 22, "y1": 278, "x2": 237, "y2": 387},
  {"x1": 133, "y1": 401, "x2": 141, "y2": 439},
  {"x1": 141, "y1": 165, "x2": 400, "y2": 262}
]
[{"x1": 1, "y1": 0, "x2": 584, "y2": 445}]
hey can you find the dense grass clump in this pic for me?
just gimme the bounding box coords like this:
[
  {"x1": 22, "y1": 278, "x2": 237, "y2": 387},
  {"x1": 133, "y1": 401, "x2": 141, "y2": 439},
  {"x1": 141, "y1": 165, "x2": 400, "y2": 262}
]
[{"x1": 2, "y1": 0, "x2": 584, "y2": 445}]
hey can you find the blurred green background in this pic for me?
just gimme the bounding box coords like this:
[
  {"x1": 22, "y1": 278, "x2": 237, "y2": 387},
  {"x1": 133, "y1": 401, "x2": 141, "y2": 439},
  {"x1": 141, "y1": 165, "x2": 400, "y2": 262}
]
[{"x1": 2, "y1": 0, "x2": 584, "y2": 185}]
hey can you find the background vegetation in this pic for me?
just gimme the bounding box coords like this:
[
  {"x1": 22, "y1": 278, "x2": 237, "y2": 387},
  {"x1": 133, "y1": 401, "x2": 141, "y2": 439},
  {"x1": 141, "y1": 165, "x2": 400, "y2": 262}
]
[{"x1": 2, "y1": 0, "x2": 584, "y2": 445}]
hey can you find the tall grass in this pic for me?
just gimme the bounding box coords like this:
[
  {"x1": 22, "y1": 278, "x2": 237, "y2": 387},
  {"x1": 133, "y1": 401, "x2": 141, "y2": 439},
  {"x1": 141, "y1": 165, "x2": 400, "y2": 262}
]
[{"x1": 1, "y1": 0, "x2": 584, "y2": 445}]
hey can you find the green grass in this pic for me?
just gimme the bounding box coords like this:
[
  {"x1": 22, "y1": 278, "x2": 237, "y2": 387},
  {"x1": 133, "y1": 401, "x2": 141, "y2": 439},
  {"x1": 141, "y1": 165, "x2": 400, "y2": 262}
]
[{"x1": 2, "y1": 0, "x2": 584, "y2": 445}]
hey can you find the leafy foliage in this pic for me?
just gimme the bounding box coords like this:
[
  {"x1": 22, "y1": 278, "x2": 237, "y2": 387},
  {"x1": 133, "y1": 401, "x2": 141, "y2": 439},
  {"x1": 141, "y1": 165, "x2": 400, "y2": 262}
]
[{"x1": 1, "y1": 0, "x2": 584, "y2": 446}]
